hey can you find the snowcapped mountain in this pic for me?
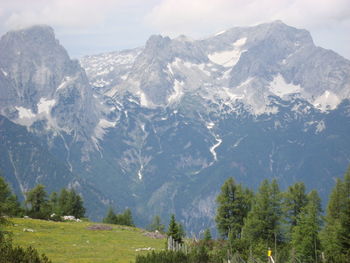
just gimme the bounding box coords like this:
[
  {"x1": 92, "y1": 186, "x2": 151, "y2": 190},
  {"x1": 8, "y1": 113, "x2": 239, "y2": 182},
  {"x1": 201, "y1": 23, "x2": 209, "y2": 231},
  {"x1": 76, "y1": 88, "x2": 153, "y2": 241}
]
[
  {"x1": 1, "y1": 21, "x2": 350, "y2": 233},
  {"x1": 81, "y1": 21, "x2": 350, "y2": 114}
]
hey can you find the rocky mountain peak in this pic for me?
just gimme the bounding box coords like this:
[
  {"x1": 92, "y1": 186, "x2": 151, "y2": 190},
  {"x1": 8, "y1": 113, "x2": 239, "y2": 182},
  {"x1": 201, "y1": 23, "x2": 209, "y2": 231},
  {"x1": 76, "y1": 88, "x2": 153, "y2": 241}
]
[{"x1": 0, "y1": 24, "x2": 99, "y2": 147}]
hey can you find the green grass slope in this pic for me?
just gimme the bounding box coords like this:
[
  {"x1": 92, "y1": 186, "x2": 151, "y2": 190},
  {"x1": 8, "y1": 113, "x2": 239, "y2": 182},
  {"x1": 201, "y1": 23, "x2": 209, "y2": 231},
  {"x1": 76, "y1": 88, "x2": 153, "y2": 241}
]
[{"x1": 6, "y1": 218, "x2": 165, "y2": 263}]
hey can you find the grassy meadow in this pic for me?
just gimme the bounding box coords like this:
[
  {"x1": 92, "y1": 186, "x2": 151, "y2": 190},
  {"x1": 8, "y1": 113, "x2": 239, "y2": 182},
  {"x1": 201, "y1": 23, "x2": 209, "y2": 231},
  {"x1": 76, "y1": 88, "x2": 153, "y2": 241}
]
[{"x1": 6, "y1": 218, "x2": 166, "y2": 263}]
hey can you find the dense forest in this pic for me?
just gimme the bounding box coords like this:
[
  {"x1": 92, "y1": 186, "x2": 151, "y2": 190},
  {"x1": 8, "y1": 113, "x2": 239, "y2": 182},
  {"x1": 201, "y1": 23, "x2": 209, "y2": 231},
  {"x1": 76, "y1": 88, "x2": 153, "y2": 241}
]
[{"x1": 1, "y1": 166, "x2": 350, "y2": 262}]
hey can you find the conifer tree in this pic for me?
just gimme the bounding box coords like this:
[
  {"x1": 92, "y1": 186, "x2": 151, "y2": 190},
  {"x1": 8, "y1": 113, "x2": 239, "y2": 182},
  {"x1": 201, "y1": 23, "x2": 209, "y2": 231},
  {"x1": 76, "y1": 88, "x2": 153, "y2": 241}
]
[
  {"x1": 322, "y1": 167, "x2": 350, "y2": 262},
  {"x1": 242, "y1": 179, "x2": 283, "y2": 252},
  {"x1": 291, "y1": 190, "x2": 322, "y2": 263},
  {"x1": 58, "y1": 188, "x2": 70, "y2": 215},
  {"x1": 283, "y1": 182, "x2": 308, "y2": 234},
  {"x1": 103, "y1": 207, "x2": 117, "y2": 224},
  {"x1": 167, "y1": 214, "x2": 183, "y2": 243},
  {"x1": 119, "y1": 208, "x2": 134, "y2": 226},
  {"x1": 49, "y1": 192, "x2": 59, "y2": 213},
  {"x1": 333, "y1": 168, "x2": 350, "y2": 261},
  {"x1": 57, "y1": 188, "x2": 85, "y2": 218},
  {"x1": 0, "y1": 176, "x2": 22, "y2": 217},
  {"x1": 68, "y1": 190, "x2": 85, "y2": 218},
  {"x1": 25, "y1": 184, "x2": 50, "y2": 219},
  {"x1": 215, "y1": 177, "x2": 252, "y2": 239}
]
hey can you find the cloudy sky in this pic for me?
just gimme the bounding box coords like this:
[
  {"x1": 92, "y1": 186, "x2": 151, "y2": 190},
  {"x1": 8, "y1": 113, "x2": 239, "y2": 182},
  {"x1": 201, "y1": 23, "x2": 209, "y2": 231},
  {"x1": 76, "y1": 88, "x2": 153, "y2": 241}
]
[{"x1": 0, "y1": 0, "x2": 349, "y2": 59}]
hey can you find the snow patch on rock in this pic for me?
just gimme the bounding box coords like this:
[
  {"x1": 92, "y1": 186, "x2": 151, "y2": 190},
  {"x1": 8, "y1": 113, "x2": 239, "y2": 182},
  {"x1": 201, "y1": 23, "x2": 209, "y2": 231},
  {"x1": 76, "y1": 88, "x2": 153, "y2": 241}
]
[
  {"x1": 269, "y1": 74, "x2": 301, "y2": 97},
  {"x1": 16, "y1": 106, "x2": 36, "y2": 119},
  {"x1": 94, "y1": 118, "x2": 117, "y2": 141},
  {"x1": 37, "y1": 98, "x2": 56, "y2": 114},
  {"x1": 167, "y1": 80, "x2": 184, "y2": 105},
  {"x1": 316, "y1": 120, "x2": 326, "y2": 133},
  {"x1": 313, "y1": 90, "x2": 341, "y2": 111},
  {"x1": 208, "y1": 37, "x2": 247, "y2": 67}
]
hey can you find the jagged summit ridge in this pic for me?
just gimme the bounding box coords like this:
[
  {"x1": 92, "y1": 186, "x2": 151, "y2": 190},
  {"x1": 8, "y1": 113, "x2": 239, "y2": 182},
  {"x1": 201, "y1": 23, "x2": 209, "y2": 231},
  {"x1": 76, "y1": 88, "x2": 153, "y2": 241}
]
[
  {"x1": 0, "y1": 21, "x2": 350, "y2": 233},
  {"x1": 0, "y1": 25, "x2": 99, "y2": 145},
  {"x1": 81, "y1": 21, "x2": 350, "y2": 114}
]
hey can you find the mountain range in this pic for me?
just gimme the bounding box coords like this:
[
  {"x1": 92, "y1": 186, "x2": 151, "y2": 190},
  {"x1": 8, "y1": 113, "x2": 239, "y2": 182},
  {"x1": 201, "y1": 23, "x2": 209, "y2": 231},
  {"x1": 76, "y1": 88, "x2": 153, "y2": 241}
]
[{"x1": 1, "y1": 21, "x2": 350, "y2": 234}]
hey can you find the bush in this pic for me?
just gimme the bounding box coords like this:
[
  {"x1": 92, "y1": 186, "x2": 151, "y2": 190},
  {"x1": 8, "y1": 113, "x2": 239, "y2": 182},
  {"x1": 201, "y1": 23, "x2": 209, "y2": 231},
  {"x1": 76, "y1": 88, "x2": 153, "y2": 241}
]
[{"x1": 0, "y1": 236, "x2": 51, "y2": 263}]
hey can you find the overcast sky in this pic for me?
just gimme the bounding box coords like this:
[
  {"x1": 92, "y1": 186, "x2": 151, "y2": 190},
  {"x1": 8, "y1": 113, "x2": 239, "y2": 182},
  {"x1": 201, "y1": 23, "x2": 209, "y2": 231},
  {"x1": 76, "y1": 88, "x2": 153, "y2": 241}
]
[{"x1": 0, "y1": 0, "x2": 349, "y2": 59}]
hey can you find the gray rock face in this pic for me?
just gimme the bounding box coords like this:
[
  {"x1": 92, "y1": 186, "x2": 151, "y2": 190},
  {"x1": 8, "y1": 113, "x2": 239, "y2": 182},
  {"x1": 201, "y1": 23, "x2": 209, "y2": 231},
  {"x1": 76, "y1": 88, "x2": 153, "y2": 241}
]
[
  {"x1": 82, "y1": 20, "x2": 350, "y2": 113},
  {"x1": 1, "y1": 21, "x2": 350, "y2": 233},
  {"x1": 0, "y1": 25, "x2": 99, "y2": 143}
]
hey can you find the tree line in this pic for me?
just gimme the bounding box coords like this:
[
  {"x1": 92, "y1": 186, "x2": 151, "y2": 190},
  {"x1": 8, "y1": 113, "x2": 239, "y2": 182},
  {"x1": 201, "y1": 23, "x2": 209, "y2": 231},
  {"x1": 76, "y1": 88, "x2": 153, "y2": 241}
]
[
  {"x1": 137, "y1": 166, "x2": 350, "y2": 263},
  {"x1": 102, "y1": 207, "x2": 135, "y2": 227},
  {"x1": 0, "y1": 176, "x2": 85, "y2": 221},
  {"x1": 214, "y1": 167, "x2": 350, "y2": 262},
  {"x1": 0, "y1": 176, "x2": 51, "y2": 262},
  {"x1": 1, "y1": 166, "x2": 350, "y2": 262}
]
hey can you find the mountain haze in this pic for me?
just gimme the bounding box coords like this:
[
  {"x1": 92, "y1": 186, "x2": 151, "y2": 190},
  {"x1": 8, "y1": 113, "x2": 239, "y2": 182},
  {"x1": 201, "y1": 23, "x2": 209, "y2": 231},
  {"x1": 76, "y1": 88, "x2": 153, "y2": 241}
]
[{"x1": 1, "y1": 21, "x2": 350, "y2": 233}]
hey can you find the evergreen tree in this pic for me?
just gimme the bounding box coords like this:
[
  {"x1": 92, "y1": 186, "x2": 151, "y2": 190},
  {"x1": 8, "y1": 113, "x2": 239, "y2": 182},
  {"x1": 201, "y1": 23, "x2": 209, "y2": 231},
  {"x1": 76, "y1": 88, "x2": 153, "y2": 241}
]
[
  {"x1": 148, "y1": 215, "x2": 165, "y2": 232},
  {"x1": 283, "y1": 182, "x2": 307, "y2": 234},
  {"x1": 103, "y1": 207, "x2": 117, "y2": 224},
  {"x1": 118, "y1": 208, "x2": 134, "y2": 226},
  {"x1": 25, "y1": 184, "x2": 50, "y2": 219},
  {"x1": 215, "y1": 177, "x2": 252, "y2": 239},
  {"x1": 57, "y1": 188, "x2": 85, "y2": 218},
  {"x1": 291, "y1": 190, "x2": 322, "y2": 263},
  {"x1": 68, "y1": 190, "x2": 85, "y2": 218},
  {"x1": 167, "y1": 214, "x2": 182, "y2": 243},
  {"x1": 335, "y1": 168, "x2": 350, "y2": 261},
  {"x1": 322, "y1": 167, "x2": 350, "y2": 262},
  {"x1": 103, "y1": 207, "x2": 134, "y2": 226},
  {"x1": 58, "y1": 188, "x2": 70, "y2": 215},
  {"x1": 49, "y1": 192, "x2": 59, "y2": 213},
  {"x1": 48, "y1": 191, "x2": 61, "y2": 220},
  {"x1": 0, "y1": 176, "x2": 22, "y2": 217},
  {"x1": 242, "y1": 179, "x2": 283, "y2": 254}
]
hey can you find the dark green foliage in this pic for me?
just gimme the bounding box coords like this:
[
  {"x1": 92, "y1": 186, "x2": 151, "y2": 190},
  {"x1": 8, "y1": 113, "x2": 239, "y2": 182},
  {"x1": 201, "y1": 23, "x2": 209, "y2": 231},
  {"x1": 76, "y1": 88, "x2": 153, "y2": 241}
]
[
  {"x1": 243, "y1": 179, "x2": 283, "y2": 248},
  {"x1": 322, "y1": 166, "x2": 350, "y2": 262},
  {"x1": 67, "y1": 189, "x2": 85, "y2": 218},
  {"x1": 135, "y1": 250, "x2": 189, "y2": 263},
  {"x1": 0, "y1": 175, "x2": 22, "y2": 217},
  {"x1": 147, "y1": 215, "x2": 165, "y2": 232},
  {"x1": 135, "y1": 247, "x2": 214, "y2": 263},
  {"x1": 24, "y1": 185, "x2": 85, "y2": 220},
  {"x1": 215, "y1": 177, "x2": 252, "y2": 239},
  {"x1": 103, "y1": 207, "x2": 117, "y2": 224},
  {"x1": 291, "y1": 190, "x2": 322, "y2": 263},
  {"x1": 57, "y1": 188, "x2": 85, "y2": 218},
  {"x1": 102, "y1": 207, "x2": 135, "y2": 226},
  {"x1": 25, "y1": 184, "x2": 51, "y2": 219},
  {"x1": 167, "y1": 214, "x2": 184, "y2": 243},
  {"x1": 0, "y1": 240, "x2": 51, "y2": 263},
  {"x1": 118, "y1": 208, "x2": 134, "y2": 226},
  {"x1": 58, "y1": 188, "x2": 70, "y2": 216},
  {"x1": 283, "y1": 182, "x2": 308, "y2": 234},
  {"x1": 0, "y1": 186, "x2": 51, "y2": 263}
]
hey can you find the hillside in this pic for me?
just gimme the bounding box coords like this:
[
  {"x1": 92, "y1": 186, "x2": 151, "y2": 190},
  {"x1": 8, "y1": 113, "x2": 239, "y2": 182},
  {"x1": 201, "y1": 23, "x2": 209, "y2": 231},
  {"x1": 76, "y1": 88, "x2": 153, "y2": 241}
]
[{"x1": 6, "y1": 218, "x2": 166, "y2": 263}]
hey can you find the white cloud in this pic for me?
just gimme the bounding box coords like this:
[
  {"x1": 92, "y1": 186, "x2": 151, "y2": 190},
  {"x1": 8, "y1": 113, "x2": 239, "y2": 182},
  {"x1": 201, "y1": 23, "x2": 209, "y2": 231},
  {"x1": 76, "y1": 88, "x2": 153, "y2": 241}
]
[
  {"x1": 0, "y1": 0, "x2": 349, "y2": 58},
  {"x1": 1, "y1": 0, "x2": 148, "y2": 30},
  {"x1": 145, "y1": 0, "x2": 350, "y2": 34},
  {"x1": 144, "y1": 0, "x2": 350, "y2": 58}
]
